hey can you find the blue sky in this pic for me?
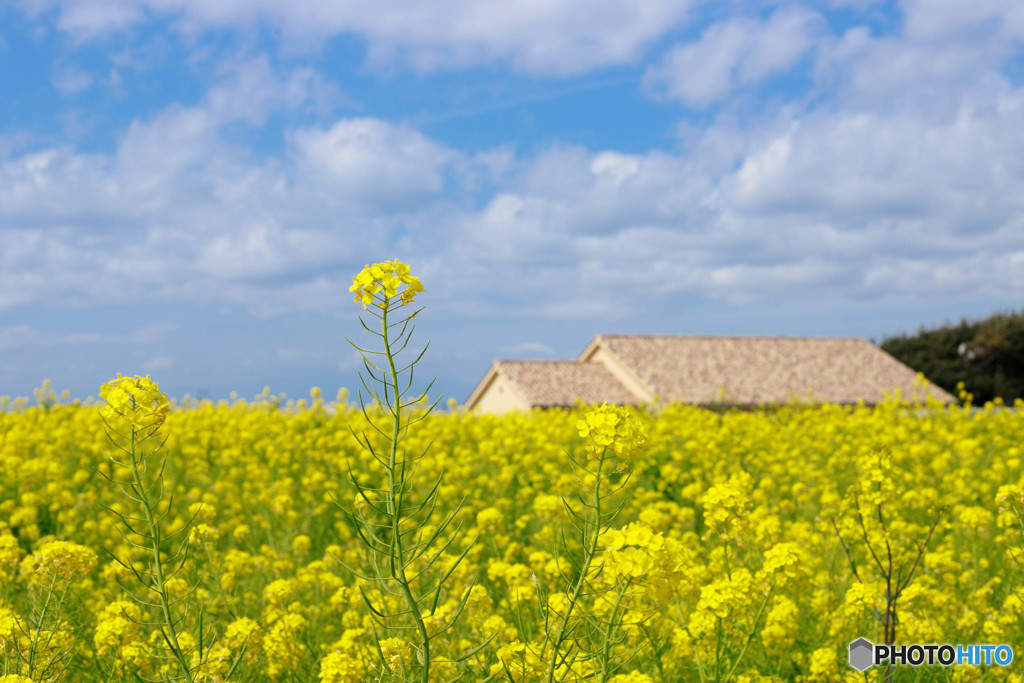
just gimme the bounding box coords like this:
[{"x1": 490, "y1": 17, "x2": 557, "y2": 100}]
[{"x1": 2, "y1": 0, "x2": 1024, "y2": 406}]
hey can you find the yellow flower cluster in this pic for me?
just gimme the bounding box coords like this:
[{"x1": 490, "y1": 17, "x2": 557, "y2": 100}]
[
  {"x1": 376, "y1": 637, "x2": 412, "y2": 674},
  {"x1": 0, "y1": 534, "x2": 22, "y2": 573},
  {"x1": 0, "y1": 604, "x2": 18, "y2": 648},
  {"x1": 601, "y1": 522, "x2": 682, "y2": 581},
  {"x1": 94, "y1": 600, "x2": 147, "y2": 675},
  {"x1": 608, "y1": 673, "x2": 655, "y2": 683},
  {"x1": 99, "y1": 373, "x2": 169, "y2": 437},
  {"x1": 319, "y1": 650, "x2": 362, "y2": 683},
  {"x1": 93, "y1": 600, "x2": 142, "y2": 654},
  {"x1": 490, "y1": 639, "x2": 544, "y2": 677},
  {"x1": 576, "y1": 402, "x2": 647, "y2": 460},
  {"x1": 476, "y1": 506, "x2": 504, "y2": 530},
  {"x1": 807, "y1": 647, "x2": 838, "y2": 681},
  {"x1": 349, "y1": 260, "x2": 424, "y2": 309},
  {"x1": 263, "y1": 613, "x2": 306, "y2": 677},
  {"x1": 691, "y1": 568, "x2": 755, "y2": 626},
  {"x1": 19, "y1": 540, "x2": 97, "y2": 581},
  {"x1": 700, "y1": 471, "x2": 752, "y2": 537},
  {"x1": 761, "y1": 596, "x2": 799, "y2": 652},
  {"x1": 760, "y1": 542, "x2": 806, "y2": 588}
]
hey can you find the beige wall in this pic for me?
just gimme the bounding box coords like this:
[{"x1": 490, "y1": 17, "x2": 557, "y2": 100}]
[{"x1": 472, "y1": 373, "x2": 530, "y2": 414}]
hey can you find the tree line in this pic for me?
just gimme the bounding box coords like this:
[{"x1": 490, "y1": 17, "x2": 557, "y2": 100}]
[{"x1": 881, "y1": 309, "x2": 1024, "y2": 405}]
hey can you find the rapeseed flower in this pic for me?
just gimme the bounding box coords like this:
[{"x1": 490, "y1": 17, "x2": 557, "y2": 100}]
[
  {"x1": 701, "y1": 472, "x2": 753, "y2": 537},
  {"x1": 0, "y1": 603, "x2": 18, "y2": 647},
  {"x1": 576, "y1": 402, "x2": 646, "y2": 459},
  {"x1": 99, "y1": 373, "x2": 169, "y2": 437},
  {"x1": 608, "y1": 673, "x2": 654, "y2": 683},
  {"x1": 476, "y1": 507, "x2": 504, "y2": 531},
  {"x1": 760, "y1": 542, "x2": 806, "y2": 587},
  {"x1": 806, "y1": 647, "x2": 839, "y2": 682},
  {"x1": 377, "y1": 637, "x2": 412, "y2": 673},
  {"x1": 93, "y1": 600, "x2": 142, "y2": 654},
  {"x1": 223, "y1": 616, "x2": 261, "y2": 666},
  {"x1": 349, "y1": 259, "x2": 424, "y2": 308},
  {"x1": 491, "y1": 640, "x2": 544, "y2": 676},
  {"x1": 319, "y1": 651, "x2": 363, "y2": 682},
  {"x1": 761, "y1": 597, "x2": 799, "y2": 652},
  {"x1": 264, "y1": 613, "x2": 307, "y2": 677},
  {"x1": 19, "y1": 539, "x2": 96, "y2": 580},
  {"x1": 691, "y1": 568, "x2": 755, "y2": 625},
  {"x1": 0, "y1": 534, "x2": 22, "y2": 573},
  {"x1": 292, "y1": 534, "x2": 312, "y2": 554}
]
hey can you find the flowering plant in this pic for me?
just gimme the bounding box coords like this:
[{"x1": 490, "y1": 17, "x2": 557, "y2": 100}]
[{"x1": 341, "y1": 260, "x2": 474, "y2": 683}]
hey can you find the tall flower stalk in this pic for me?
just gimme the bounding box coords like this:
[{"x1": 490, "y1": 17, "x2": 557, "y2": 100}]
[
  {"x1": 830, "y1": 445, "x2": 943, "y2": 683},
  {"x1": 539, "y1": 403, "x2": 646, "y2": 683},
  {"x1": 12, "y1": 541, "x2": 96, "y2": 681},
  {"x1": 343, "y1": 260, "x2": 473, "y2": 682},
  {"x1": 98, "y1": 374, "x2": 205, "y2": 682}
]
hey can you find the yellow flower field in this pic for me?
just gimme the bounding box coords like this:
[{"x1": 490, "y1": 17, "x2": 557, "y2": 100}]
[
  {"x1": 2, "y1": 260, "x2": 1023, "y2": 682},
  {"x1": 1, "y1": 390, "x2": 1022, "y2": 681}
]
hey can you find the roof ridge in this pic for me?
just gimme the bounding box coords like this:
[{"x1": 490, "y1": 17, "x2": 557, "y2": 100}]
[
  {"x1": 598, "y1": 334, "x2": 870, "y2": 341},
  {"x1": 495, "y1": 359, "x2": 587, "y2": 364}
]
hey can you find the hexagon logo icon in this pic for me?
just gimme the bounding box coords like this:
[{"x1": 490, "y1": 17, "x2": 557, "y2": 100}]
[{"x1": 849, "y1": 638, "x2": 874, "y2": 671}]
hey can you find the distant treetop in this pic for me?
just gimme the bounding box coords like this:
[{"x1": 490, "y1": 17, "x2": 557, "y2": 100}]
[{"x1": 881, "y1": 310, "x2": 1024, "y2": 405}]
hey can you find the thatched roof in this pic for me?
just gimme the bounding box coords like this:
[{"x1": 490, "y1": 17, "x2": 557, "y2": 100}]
[
  {"x1": 466, "y1": 334, "x2": 955, "y2": 412},
  {"x1": 492, "y1": 360, "x2": 639, "y2": 407},
  {"x1": 584, "y1": 335, "x2": 955, "y2": 405}
]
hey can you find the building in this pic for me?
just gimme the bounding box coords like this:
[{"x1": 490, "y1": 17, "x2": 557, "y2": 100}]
[{"x1": 465, "y1": 335, "x2": 955, "y2": 414}]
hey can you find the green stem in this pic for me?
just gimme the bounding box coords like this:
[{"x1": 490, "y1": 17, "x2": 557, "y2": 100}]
[
  {"x1": 35, "y1": 580, "x2": 71, "y2": 680},
  {"x1": 128, "y1": 428, "x2": 194, "y2": 683},
  {"x1": 673, "y1": 594, "x2": 707, "y2": 683},
  {"x1": 381, "y1": 301, "x2": 430, "y2": 683},
  {"x1": 26, "y1": 569, "x2": 59, "y2": 676},
  {"x1": 721, "y1": 588, "x2": 773, "y2": 683},
  {"x1": 713, "y1": 618, "x2": 723, "y2": 683},
  {"x1": 546, "y1": 451, "x2": 606, "y2": 683},
  {"x1": 599, "y1": 578, "x2": 632, "y2": 681},
  {"x1": 204, "y1": 545, "x2": 239, "y2": 620}
]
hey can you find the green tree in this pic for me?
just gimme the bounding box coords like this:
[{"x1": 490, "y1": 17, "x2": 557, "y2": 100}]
[{"x1": 881, "y1": 309, "x2": 1024, "y2": 404}]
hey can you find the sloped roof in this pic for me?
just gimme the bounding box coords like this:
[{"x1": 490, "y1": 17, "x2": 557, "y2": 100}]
[
  {"x1": 494, "y1": 360, "x2": 640, "y2": 407},
  {"x1": 590, "y1": 335, "x2": 955, "y2": 405}
]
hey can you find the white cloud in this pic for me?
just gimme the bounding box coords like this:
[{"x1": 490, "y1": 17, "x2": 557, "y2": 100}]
[
  {"x1": 16, "y1": 0, "x2": 695, "y2": 75},
  {"x1": 56, "y1": 0, "x2": 145, "y2": 34},
  {"x1": 825, "y1": 36, "x2": 1008, "y2": 114},
  {"x1": 291, "y1": 118, "x2": 452, "y2": 212},
  {"x1": 901, "y1": 0, "x2": 1024, "y2": 44},
  {"x1": 813, "y1": 1, "x2": 1024, "y2": 116},
  {"x1": 826, "y1": 0, "x2": 887, "y2": 8},
  {"x1": 722, "y1": 90, "x2": 1024, "y2": 232},
  {"x1": 644, "y1": 8, "x2": 825, "y2": 107}
]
